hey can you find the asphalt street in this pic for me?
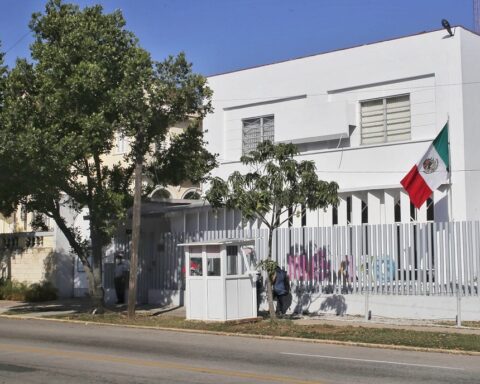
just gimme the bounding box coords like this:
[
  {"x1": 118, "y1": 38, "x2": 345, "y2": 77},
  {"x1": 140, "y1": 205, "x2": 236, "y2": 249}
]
[{"x1": 0, "y1": 317, "x2": 478, "y2": 383}]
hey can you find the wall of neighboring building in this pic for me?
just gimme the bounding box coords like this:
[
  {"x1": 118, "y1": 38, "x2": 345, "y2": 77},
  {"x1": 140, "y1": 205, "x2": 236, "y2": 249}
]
[
  {"x1": 203, "y1": 28, "x2": 476, "y2": 225},
  {"x1": 460, "y1": 29, "x2": 480, "y2": 221}
]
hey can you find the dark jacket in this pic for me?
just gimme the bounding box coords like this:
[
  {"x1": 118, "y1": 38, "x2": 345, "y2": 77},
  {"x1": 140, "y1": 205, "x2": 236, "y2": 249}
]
[{"x1": 273, "y1": 267, "x2": 289, "y2": 296}]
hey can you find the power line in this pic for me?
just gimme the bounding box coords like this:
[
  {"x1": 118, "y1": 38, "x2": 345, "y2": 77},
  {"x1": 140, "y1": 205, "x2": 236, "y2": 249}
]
[{"x1": 5, "y1": 31, "x2": 32, "y2": 55}]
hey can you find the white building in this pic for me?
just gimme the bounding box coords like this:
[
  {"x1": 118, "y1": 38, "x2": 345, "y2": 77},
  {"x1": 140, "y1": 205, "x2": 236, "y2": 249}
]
[
  {"x1": 151, "y1": 27, "x2": 480, "y2": 320},
  {"x1": 182, "y1": 26, "x2": 480, "y2": 231}
]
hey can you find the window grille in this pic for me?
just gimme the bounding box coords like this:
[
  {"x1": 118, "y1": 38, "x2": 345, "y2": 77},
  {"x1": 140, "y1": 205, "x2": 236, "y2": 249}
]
[
  {"x1": 242, "y1": 115, "x2": 274, "y2": 155},
  {"x1": 361, "y1": 95, "x2": 410, "y2": 145}
]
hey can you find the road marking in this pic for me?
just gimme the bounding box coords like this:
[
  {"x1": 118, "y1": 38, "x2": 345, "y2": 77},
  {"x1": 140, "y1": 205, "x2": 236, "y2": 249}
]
[
  {"x1": 0, "y1": 343, "x2": 324, "y2": 384},
  {"x1": 280, "y1": 352, "x2": 465, "y2": 371}
]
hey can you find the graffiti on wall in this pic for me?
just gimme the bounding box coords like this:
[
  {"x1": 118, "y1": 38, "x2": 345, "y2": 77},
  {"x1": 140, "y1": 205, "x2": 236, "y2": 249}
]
[{"x1": 285, "y1": 244, "x2": 396, "y2": 294}]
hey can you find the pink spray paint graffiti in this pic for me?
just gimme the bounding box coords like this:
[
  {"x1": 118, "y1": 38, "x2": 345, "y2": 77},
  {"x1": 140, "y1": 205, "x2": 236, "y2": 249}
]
[
  {"x1": 287, "y1": 247, "x2": 332, "y2": 283},
  {"x1": 287, "y1": 246, "x2": 354, "y2": 293}
]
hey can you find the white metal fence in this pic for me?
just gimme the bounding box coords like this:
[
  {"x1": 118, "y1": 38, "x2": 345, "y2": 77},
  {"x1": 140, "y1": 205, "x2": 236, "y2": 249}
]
[
  {"x1": 108, "y1": 222, "x2": 479, "y2": 302},
  {"x1": 273, "y1": 222, "x2": 480, "y2": 297}
]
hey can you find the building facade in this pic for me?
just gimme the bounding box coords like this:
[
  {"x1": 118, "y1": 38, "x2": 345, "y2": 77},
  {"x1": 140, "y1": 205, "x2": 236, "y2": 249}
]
[{"x1": 185, "y1": 27, "x2": 480, "y2": 231}]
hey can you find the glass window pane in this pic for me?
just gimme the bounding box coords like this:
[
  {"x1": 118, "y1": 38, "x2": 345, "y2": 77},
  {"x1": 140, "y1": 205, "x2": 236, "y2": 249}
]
[
  {"x1": 227, "y1": 245, "x2": 238, "y2": 275},
  {"x1": 206, "y1": 245, "x2": 221, "y2": 276},
  {"x1": 207, "y1": 257, "x2": 221, "y2": 276},
  {"x1": 189, "y1": 256, "x2": 203, "y2": 276}
]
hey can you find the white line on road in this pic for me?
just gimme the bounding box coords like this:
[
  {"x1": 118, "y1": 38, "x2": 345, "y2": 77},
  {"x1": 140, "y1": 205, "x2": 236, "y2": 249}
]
[{"x1": 280, "y1": 352, "x2": 465, "y2": 371}]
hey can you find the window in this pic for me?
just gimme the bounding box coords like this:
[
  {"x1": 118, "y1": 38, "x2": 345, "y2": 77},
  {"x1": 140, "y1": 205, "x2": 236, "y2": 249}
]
[
  {"x1": 151, "y1": 188, "x2": 171, "y2": 199},
  {"x1": 189, "y1": 246, "x2": 203, "y2": 276},
  {"x1": 226, "y1": 245, "x2": 238, "y2": 275},
  {"x1": 242, "y1": 115, "x2": 274, "y2": 155},
  {"x1": 361, "y1": 200, "x2": 368, "y2": 224},
  {"x1": 301, "y1": 204, "x2": 307, "y2": 227},
  {"x1": 115, "y1": 132, "x2": 128, "y2": 154},
  {"x1": 206, "y1": 245, "x2": 221, "y2": 276},
  {"x1": 183, "y1": 190, "x2": 201, "y2": 200},
  {"x1": 332, "y1": 205, "x2": 338, "y2": 226},
  {"x1": 426, "y1": 197, "x2": 434, "y2": 221},
  {"x1": 360, "y1": 95, "x2": 410, "y2": 145}
]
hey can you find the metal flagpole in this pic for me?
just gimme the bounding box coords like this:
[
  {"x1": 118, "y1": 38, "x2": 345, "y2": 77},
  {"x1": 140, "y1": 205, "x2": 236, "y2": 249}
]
[
  {"x1": 446, "y1": 116, "x2": 453, "y2": 222},
  {"x1": 445, "y1": 115, "x2": 460, "y2": 326}
]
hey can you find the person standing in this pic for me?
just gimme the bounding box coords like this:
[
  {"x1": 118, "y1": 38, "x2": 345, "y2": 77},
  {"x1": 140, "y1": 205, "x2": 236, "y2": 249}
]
[
  {"x1": 114, "y1": 252, "x2": 129, "y2": 304},
  {"x1": 273, "y1": 266, "x2": 290, "y2": 316}
]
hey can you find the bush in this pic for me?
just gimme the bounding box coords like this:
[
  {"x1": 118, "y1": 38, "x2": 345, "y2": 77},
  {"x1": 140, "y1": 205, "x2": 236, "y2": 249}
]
[
  {"x1": 0, "y1": 279, "x2": 57, "y2": 302},
  {"x1": 0, "y1": 280, "x2": 29, "y2": 301},
  {"x1": 25, "y1": 281, "x2": 57, "y2": 302}
]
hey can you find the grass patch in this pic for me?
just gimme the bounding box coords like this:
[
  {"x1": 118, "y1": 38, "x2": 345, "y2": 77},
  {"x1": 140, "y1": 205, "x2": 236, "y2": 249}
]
[
  {"x1": 438, "y1": 321, "x2": 480, "y2": 328},
  {"x1": 53, "y1": 312, "x2": 480, "y2": 353}
]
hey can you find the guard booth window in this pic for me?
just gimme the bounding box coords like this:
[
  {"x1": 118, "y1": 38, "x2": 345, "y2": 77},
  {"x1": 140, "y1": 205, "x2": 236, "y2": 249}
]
[
  {"x1": 227, "y1": 245, "x2": 238, "y2": 275},
  {"x1": 206, "y1": 245, "x2": 221, "y2": 276},
  {"x1": 189, "y1": 246, "x2": 203, "y2": 276}
]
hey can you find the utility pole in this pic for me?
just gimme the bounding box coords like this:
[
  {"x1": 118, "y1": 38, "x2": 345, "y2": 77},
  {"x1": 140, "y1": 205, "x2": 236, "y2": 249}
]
[{"x1": 475, "y1": 0, "x2": 480, "y2": 33}]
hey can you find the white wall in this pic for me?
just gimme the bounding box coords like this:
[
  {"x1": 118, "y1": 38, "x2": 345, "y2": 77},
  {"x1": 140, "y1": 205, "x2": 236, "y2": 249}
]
[
  {"x1": 460, "y1": 29, "x2": 480, "y2": 221},
  {"x1": 204, "y1": 28, "x2": 478, "y2": 223}
]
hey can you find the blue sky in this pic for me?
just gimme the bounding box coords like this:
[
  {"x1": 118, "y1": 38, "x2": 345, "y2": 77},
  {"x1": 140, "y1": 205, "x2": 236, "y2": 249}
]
[{"x1": 0, "y1": 0, "x2": 474, "y2": 76}]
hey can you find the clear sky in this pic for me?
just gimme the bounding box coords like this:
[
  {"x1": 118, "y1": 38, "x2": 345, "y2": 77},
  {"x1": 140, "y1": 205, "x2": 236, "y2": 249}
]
[{"x1": 0, "y1": 0, "x2": 474, "y2": 76}]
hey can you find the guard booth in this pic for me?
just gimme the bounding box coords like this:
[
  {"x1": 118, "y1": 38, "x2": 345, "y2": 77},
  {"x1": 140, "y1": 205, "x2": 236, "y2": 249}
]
[{"x1": 178, "y1": 239, "x2": 258, "y2": 321}]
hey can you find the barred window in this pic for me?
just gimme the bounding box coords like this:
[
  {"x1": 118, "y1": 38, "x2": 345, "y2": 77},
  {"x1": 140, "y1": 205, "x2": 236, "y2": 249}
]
[
  {"x1": 242, "y1": 115, "x2": 274, "y2": 155},
  {"x1": 361, "y1": 95, "x2": 410, "y2": 145}
]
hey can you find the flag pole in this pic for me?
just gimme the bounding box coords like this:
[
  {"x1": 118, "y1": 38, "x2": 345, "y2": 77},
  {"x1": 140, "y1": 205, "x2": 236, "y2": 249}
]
[
  {"x1": 446, "y1": 116, "x2": 453, "y2": 221},
  {"x1": 446, "y1": 115, "x2": 460, "y2": 326}
]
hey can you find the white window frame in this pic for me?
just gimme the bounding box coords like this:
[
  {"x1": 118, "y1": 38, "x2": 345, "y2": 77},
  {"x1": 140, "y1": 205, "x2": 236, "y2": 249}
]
[{"x1": 360, "y1": 94, "x2": 411, "y2": 145}]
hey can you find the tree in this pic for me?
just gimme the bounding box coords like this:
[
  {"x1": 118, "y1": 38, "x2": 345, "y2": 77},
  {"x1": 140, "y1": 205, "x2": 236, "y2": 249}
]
[
  {"x1": 0, "y1": 0, "x2": 216, "y2": 310},
  {"x1": 205, "y1": 141, "x2": 338, "y2": 319}
]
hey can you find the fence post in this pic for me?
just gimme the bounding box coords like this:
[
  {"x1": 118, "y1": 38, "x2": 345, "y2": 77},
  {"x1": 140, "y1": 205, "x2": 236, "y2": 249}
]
[
  {"x1": 365, "y1": 271, "x2": 369, "y2": 321},
  {"x1": 456, "y1": 285, "x2": 462, "y2": 327}
]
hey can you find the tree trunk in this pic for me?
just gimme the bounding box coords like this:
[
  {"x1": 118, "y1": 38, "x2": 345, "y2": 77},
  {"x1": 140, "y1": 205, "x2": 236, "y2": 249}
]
[
  {"x1": 266, "y1": 228, "x2": 276, "y2": 320},
  {"x1": 90, "y1": 230, "x2": 105, "y2": 312},
  {"x1": 128, "y1": 160, "x2": 142, "y2": 319}
]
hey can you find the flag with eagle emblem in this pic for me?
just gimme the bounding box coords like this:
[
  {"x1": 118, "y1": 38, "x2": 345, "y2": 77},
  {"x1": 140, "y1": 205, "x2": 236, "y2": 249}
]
[{"x1": 400, "y1": 122, "x2": 449, "y2": 208}]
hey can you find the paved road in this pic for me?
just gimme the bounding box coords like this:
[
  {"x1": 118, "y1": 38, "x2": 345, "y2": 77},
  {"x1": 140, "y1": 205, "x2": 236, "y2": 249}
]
[{"x1": 0, "y1": 317, "x2": 478, "y2": 384}]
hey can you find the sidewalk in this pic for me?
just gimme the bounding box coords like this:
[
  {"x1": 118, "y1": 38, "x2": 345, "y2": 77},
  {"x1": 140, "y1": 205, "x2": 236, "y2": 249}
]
[
  {"x1": 1, "y1": 298, "x2": 478, "y2": 335},
  {"x1": 0, "y1": 298, "x2": 186, "y2": 318}
]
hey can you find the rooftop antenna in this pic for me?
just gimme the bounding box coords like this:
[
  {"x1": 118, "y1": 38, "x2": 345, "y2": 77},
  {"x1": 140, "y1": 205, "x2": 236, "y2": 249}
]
[{"x1": 475, "y1": 0, "x2": 480, "y2": 33}]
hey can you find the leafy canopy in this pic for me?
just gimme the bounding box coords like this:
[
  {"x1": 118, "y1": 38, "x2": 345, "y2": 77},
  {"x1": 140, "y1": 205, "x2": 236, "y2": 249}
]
[
  {"x1": 0, "y1": 0, "x2": 216, "y2": 298},
  {"x1": 206, "y1": 141, "x2": 338, "y2": 230}
]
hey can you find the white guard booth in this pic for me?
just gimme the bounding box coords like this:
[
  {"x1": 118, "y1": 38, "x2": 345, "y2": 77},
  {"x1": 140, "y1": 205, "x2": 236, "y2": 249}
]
[{"x1": 178, "y1": 239, "x2": 258, "y2": 321}]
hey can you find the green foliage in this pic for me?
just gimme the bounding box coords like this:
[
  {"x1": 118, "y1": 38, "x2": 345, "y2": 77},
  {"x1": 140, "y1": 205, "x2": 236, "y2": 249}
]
[
  {"x1": 0, "y1": 279, "x2": 57, "y2": 302},
  {"x1": 25, "y1": 281, "x2": 58, "y2": 302},
  {"x1": 0, "y1": 1, "x2": 216, "y2": 300},
  {"x1": 257, "y1": 259, "x2": 278, "y2": 281},
  {"x1": 206, "y1": 141, "x2": 339, "y2": 233},
  {"x1": 0, "y1": 279, "x2": 29, "y2": 301}
]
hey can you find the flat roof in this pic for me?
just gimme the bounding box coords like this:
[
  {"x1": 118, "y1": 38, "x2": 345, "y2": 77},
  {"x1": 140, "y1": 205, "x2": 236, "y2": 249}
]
[
  {"x1": 178, "y1": 238, "x2": 255, "y2": 247},
  {"x1": 208, "y1": 25, "x2": 476, "y2": 78}
]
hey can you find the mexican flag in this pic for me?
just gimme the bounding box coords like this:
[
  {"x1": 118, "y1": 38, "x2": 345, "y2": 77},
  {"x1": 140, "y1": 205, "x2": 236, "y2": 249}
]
[{"x1": 400, "y1": 122, "x2": 449, "y2": 209}]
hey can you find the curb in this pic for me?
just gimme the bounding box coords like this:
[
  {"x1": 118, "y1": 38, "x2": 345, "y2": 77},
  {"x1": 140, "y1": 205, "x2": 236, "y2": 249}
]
[{"x1": 1, "y1": 314, "x2": 480, "y2": 356}]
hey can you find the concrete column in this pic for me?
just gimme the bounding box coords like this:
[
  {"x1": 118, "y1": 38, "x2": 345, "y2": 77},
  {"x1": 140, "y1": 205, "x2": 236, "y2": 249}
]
[
  {"x1": 417, "y1": 202, "x2": 427, "y2": 223},
  {"x1": 400, "y1": 190, "x2": 411, "y2": 223},
  {"x1": 433, "y1": 189, "x2": 449, "y2": 222},
  {"x1": 322, "y1": 205, "x2": 333, "y2": 227},
  {"x1": 351, "y1": 194, "x2": 363, "y2": 225},
  {"x1": 384, "y1": 190, "x2": 396, "y2": 224},
  {"x1": 338, "y1": 196, "x2": 347, "y2": 226},
  {"x1": 367, "y1": 191, "x2": 381, "y2": 225},
  {"x1": 306, "y1": 207, "x2": 317, "y2": 227}
]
